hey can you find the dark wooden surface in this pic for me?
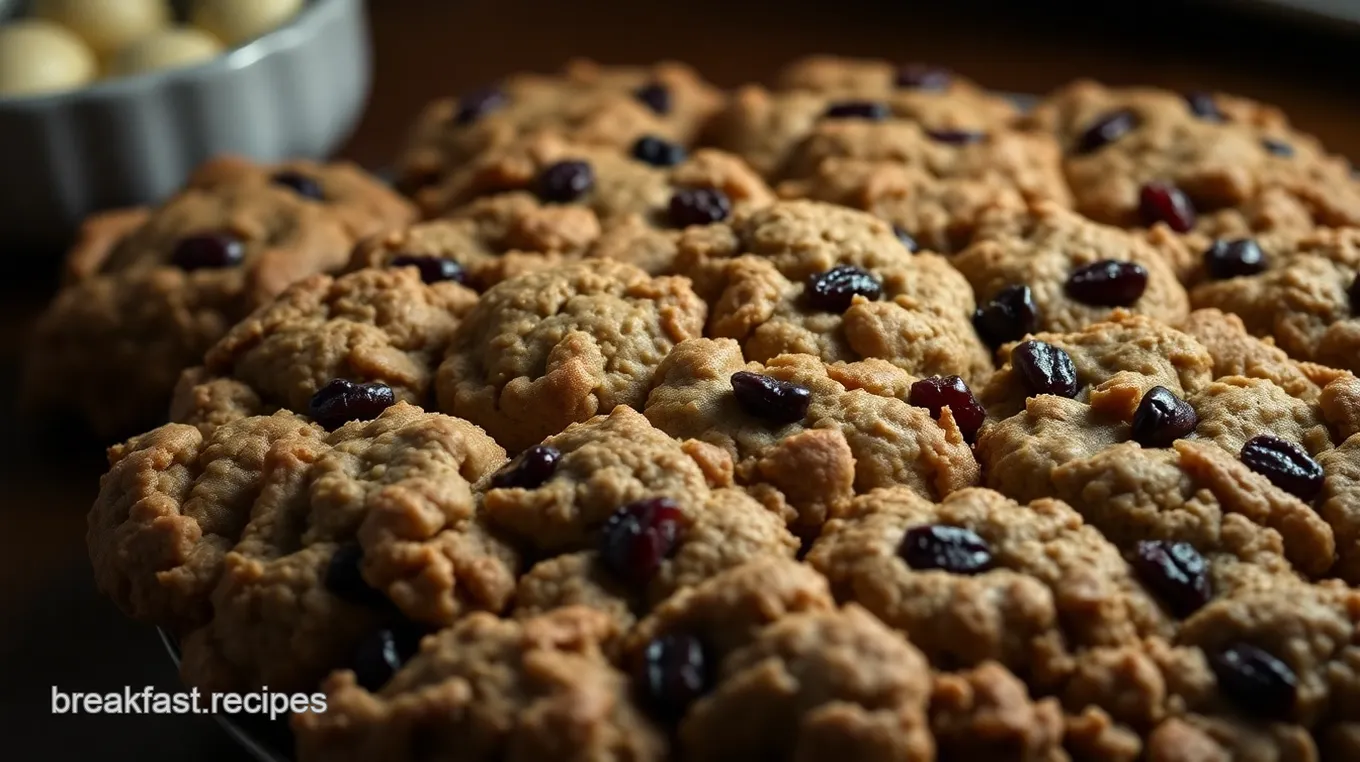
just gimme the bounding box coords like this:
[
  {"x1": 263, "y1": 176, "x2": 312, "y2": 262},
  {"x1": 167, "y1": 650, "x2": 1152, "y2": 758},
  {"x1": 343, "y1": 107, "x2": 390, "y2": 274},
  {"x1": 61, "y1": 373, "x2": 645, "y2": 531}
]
[{"x1": 4, "y1": 1, "x2": 1359, "y2": 758}]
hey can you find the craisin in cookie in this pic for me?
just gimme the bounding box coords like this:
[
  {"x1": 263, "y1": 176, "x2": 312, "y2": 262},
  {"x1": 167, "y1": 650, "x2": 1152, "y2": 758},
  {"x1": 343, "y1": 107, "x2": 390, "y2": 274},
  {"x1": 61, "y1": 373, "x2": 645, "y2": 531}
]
[
  {"x1": 169, "y1": 268, "x2": 476, "y2": 436},
  {"x1": 1031, "y1": 79, "x2": 1360, "y2": 237},
  {"x1": 295, "y1": 607, "x2": 666, "y2": 762},
  {"x1": 807, "y1": 487, "x2": 1172, "y2": 689},
  {"x1": 87, "y1": 403, "x2": 514, "y2": 692},
  {"x1": 687, "y1": 200, "x2": 991, "y2": 384},
  {"x1": 644, "y1": 338, "x2": 979, "y2": 530},
  {"x1": 953, "y1": 202, "x2": 1190, "y2": 342},
  {"x1": 436, "y1": 258, "x2": 706, "y2": 452},
  {"x1": 396, "y1": 59, "x2": 723, "y2": 198},
  {"x1": 24, "y1": 156, "x2": 416, "y2": 440},
  {"x1": 1188, "y1": 227, "x2": 1360, "y2": 376}
]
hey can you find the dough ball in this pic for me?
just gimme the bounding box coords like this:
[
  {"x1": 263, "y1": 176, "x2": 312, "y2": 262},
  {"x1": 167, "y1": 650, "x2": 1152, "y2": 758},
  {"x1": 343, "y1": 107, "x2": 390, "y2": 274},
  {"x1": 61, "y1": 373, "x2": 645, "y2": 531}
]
[
  {"x1": 191, "y1": 0, "x2": 305, "y2": 46},
  {"x1": 31, "y1": 0, "x2": 171, "y2": 58},
  {"x1": 0, "y1": 20, "x2": 98, "y2": 97},
  {"x1": 107, "y1": 27, "x2": 225, "y2": 77}
]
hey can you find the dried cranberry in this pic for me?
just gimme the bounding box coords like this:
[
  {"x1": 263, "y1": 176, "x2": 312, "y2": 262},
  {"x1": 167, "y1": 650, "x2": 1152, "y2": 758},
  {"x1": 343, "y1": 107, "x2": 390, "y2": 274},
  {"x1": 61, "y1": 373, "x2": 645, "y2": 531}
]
[
  {"x1": 1184, "y1": 92, "x2": 1224, "y2": 122},
  {"x1": 731, "y1": 371, "x2": 812, "y2": 424},
  {"x1": 538, "y1": 160, "x2": 594, "y2": 203},
  {"x1": 631, "y1": 135, "x2": 687, "y2": 167},
  {"x1": 895, "y1": 63, "x2": 950, "y2": 90},
  {"x1": 892, "y1": 225, "x2": 920, "y2": 253},
  {"x1": 1209, "y1": 644, "x2": 1297, "y2": 720},
  {"x1": 490, "y1": 445, "x2": 561, "y2": 489},
  {"x1": 973, "y1": 284, "x2": 1039, "y2": 349},
  {"x1": 1065, "y1": 260, "x2": 1149, "y2": 307},
  {"x1": 454, "y1": 87, "x2": 506, "y2": 125},
  {"x1": 352, "y1": 623, "x2": 426, "y2": 692},
  {"x1": 926, "y1": 128, "x2": 985, "y2": 145},
  {"x1": 1240, "y1": 435, "x2": 1323, "y2": 501},
  {"x1": 1139, "y1": 182, "x2": 1197, "y2": 233},
  {"x1": 1204, "y1": 239, "x2": 1266, "y2": 279},
  {"x1": 1076, "y1": 109, "x2": 1139, "y2": 154},
  {"x1": 272, "y1": 170, "x2": 324, "y2": 200},
  {"x1": 668, "y1": 187, "x2": 731, "y2": 227},
  {"x1": 823, "y1": 101, "x2": 890, "y2": 120},
  {"x1": 805, "y1": 265, "x2": 883, "y2": 312},
  {"x1": 325, "y1": 543, "x2": 389, "y2": 608},
  {"x1": 1131, "y1": 540, "x2": 1211, "y2": 617},
  {"x1": 170, "y1": 232, "x2": 245, "y2": 270},
  {"x1": 599, "y1": 497, "x2": 685, "y2": 583},
  {"x1": 389, "y1": 254, "x2": 465, "y2": 284},
  {"x1": 1131, "y1": 386, "x2": 1198, "y2": 448},
  {"x1": 309, "y1": 379, "x2": 396, "y2": 431},
  {"x1": 1262, "y1": 138, "x2": 1295, "y2": 157},
  {"x1": 635, "y1": 633, "x2": 710, "y2": 721},
  {"x1": 899, "y1": 524, "x2": 993, "y2": 574},
  {"x1": 1011, "y1": 340, "x2": 1079, "y2": 399},
  {"x1": 634, "y1": 82, "x2": 671, "y2": 114},
  {"x1": 908, "y1": 376, "x2": 986, "y2": 443}
]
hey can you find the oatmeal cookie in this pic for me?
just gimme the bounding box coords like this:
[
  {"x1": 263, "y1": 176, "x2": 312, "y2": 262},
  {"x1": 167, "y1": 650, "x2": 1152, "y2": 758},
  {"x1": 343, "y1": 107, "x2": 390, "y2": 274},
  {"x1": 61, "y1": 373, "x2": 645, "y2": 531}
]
[
  {"x1": 87, "y1": 403, "x2": 514, "y2": 692},
  {"x1": 294, "y1": 607, "x2": 666, "y2": 762},
  {"x1": 169, "y1": 268, "x2": 476, "y2": 436},
  {"x1": 645, "y1": 338, "x2": 979, "y2": 530},
  {"x1": 396, "y1": 59, "x2": 723, "y2": 196},
  {"x1": 929, "y1": 662, "x2": 1069, "y2": 762},
  {"x1": 435, "y1": 259, "x2": 706, "y2": 451},
  {"x1": 1031, "y1": 80, "x2": 1360, "y2": 237},
  {"x1": 24, "y1": 156, "x2": 416, "y2": 439}
]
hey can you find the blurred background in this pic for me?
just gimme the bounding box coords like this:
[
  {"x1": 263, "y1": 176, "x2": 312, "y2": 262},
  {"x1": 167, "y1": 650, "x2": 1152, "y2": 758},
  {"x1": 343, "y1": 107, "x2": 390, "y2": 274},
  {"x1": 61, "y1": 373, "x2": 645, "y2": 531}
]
[{"x1": 3, "y1": 0, "x2": 1359, "y2": 758}]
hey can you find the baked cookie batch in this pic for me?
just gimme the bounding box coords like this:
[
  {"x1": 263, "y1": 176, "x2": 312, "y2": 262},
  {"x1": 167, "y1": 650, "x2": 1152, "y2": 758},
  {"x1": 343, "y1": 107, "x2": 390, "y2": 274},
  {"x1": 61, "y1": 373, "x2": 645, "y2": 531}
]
[{"x1": 60, "y1": 56, "x2": 1360, "y2": 761}]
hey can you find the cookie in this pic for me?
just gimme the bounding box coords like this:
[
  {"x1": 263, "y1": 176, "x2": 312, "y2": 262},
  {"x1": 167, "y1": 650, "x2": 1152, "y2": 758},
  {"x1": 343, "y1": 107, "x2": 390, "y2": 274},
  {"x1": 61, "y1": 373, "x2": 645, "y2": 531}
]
[
  {"x1": 396, "y1": 59, "x2": 723, "y2": 197},
  {"x1": 435, "y1": 258, "x2": 706, "y2": 451},
  {"x1": 808, "y1": 487, "x2": 1171, "y2": 688},
  {"x1": 294, "y1": 607, "x2": 666, "y2": 762},
  {"x1": 24, "y1": 156, "x2": 416, "y2": 440},
  {"x1": 644, "y1": 338, "x2": 979, "y2": 530},
  {"x1": 87, "y1": 403, "x2": 514, "y2": 691},
  {"x1": 169, "y1": 268, "x2": 476, "y2": 436},
  {"x1": 928, "y1": 662, "x2": 1068, "y2": 762},
  {"x1": 1031, "y1": 80, "x2": 1360, "y2": 237}
]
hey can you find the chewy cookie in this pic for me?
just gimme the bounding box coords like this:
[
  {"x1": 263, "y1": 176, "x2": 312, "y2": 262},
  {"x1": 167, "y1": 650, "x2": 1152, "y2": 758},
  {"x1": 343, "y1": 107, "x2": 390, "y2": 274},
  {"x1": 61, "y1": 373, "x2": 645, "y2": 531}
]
[
  {"x1": 87, "y1": 403, "x2": 513, "y2": 692},
  {"x1": 396, "y1": 59, "x2": 723, "y2": 204},
  {"x1": 24, "y1": 156, "x2": 416, "y2": 440}
]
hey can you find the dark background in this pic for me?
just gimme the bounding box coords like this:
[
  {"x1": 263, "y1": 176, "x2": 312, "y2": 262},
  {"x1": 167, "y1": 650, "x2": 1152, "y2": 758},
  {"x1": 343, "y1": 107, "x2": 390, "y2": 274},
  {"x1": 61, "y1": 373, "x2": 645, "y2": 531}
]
[{"x1": 4, "y1": 0, "x2": 1358, "y2": 758}]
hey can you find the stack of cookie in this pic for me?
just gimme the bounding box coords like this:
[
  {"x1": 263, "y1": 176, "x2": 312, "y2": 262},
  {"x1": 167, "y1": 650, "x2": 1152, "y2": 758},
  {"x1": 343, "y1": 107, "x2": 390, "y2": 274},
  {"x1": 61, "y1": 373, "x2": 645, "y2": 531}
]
[{"x1": 59, "y1": 55, "x2": 1360, "y2": 761}]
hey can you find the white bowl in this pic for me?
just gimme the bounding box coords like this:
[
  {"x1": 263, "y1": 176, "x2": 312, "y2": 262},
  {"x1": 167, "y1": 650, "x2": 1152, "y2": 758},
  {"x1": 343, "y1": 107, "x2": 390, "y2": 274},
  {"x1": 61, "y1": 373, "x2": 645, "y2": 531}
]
[{"x1": 0, "y1": 0, "x2": 372, "y2": 252}]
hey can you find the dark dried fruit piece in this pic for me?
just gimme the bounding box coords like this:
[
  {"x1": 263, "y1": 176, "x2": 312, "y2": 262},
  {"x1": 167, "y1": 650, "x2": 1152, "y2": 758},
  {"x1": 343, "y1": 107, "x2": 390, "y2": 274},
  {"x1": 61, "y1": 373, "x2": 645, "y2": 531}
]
[
  {"x1": 731, "y1": 371, "x2": 812, "y2": 424},
  {"x1": 1203, "y1": 238, "x2": 1266, "y2": 280},
  {"x1": 892, "y1": 225, "x2": 920, "y2": 253},
  {"x1": 1011, "y1": 340, "x2": 1079, "y2": 399},
  {"x1": 325, "y1": 542, "x2": 390, "y2": 608},
  {"x1": 1076, "y1": 109, "x2": 1139, "y2": 154},
  {"x1": 1065, "y1": 259, "x2": 1149, "y2": 307},
  {"x1": 908, "y1": 376, "x2": 986, "y2": 443},
  {"x1": 1131, "y1": 540, "x2": 1211, "y2": 617},
  {"x1": 1184, "y1": 92, "x2": 1224, "y2": 122},
  {"x1": 1262, "y1": 138, "x2": 1294, "y2": 157},
  {"x1": 490, "y1": 445, "x2": 561, "y2": 489},
  {"x1": 805, "y1": 265, "x2": 883, "y2": 312},
  {"x1": 1139, "y1": 182, "x2": 1197, "y2": 233},
  {"x1": 1131, "y1": 386, "x2": 1198, "y2": 448},
  {"x1": 900, "y1": 524, "x2": 993, "y2": 574},
  {"x1": 895, "y1": 63, "x2": 950, "y2": 90},
  {"x1": 389, "y1": 254, "x2": 466, "y2": 284},
  {"x1": 973, "y1": 284, "x2": 1039, "y2": 349},
  {"x1": 926, "y1": 129, "x2": 985, "y2": 145},
  {"x1": 454, "y1": 87, "x2": 506, "y2": 125},
  {"x1": 823, "y1": 101, "x2": 889, "y2": 120},
  {"x1": 308, "y1": 379, "x2": 396, "y2": 430},
  {"x1": 271, "y1": 170, "x2": 325, "y2": 200},
  {"x1": 352, "y1": 623, "x2": 427, "y2": 692},
  {"x1": 171, "y1": 232, "x2": 245, "y2": 270},
  {"x1": 668, "y1": 187, "x2": 731, "y2": 227},
  {"x1": 538, "y1": 160, "x2": 595, "y2": 203},
  {"x1": 1209, "y1": 644, "x2": 1297, "y2": 720},
  {"x1": 634, "y1": 82, "x2": 671, "y2": 114},
  {"x1": 1350, "y1": 274, "x2": 1360, "y2": 315},
  {"x1": 1239, "y1": 435, "x2": 1323, "y2": 501},
  {"x1": 631, "y1": 135, "x2": 687, "y2": 167},
  {"x1": 635, "y1": 633, "x2": 710, "y2": 721},
  {"x1": 599, "y1": 497, "x2": 685, "y2": 583}
]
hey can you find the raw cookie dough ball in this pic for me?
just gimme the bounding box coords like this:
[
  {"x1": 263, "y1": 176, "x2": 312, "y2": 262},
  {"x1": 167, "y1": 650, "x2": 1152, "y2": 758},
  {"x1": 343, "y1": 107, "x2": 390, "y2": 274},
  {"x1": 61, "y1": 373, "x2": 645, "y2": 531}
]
[
  {"x1": 0, "y1": 20, "x2": 97, "y2": 96},
  {"x1": 191, "y1": 0, "x2": 304, "y2": 46},
  {"x1": 31, "y1": 0, "x2": 170, "y2": 58},
  {"x1": 108, "y1": 27, "x2": 225, "y2": 77}
]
